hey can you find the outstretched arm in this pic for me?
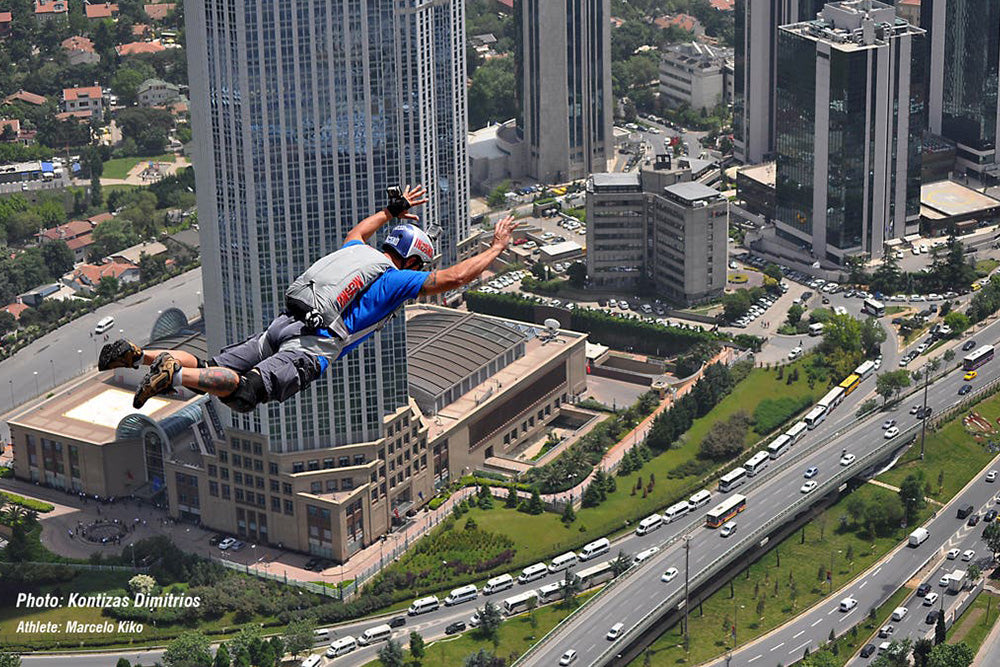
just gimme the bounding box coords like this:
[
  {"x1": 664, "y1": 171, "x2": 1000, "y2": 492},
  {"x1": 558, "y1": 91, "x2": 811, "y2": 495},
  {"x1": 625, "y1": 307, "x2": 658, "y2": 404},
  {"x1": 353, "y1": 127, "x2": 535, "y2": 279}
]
[
  {"x1": 344, "y1": 184, "x2": 429, "y2": 244},
  {"x1": 419, "y1": 216, "x2": 519, "y2": 296}
]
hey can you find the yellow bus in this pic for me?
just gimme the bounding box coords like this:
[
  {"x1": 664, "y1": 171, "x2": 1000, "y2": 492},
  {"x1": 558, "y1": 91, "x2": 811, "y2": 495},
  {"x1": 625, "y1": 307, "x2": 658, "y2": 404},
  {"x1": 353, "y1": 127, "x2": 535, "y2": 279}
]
[{"x1": 839, "y1": 374, "x2": 861, "y2": 396}]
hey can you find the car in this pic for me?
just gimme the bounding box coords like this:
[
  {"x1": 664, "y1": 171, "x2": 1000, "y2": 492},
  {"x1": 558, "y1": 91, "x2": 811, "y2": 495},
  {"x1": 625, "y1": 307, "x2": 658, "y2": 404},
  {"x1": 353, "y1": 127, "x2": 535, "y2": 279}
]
[
  {"x1": 939, "y1": 574, "x2": 951, "y2": 587},
  {"x1": 230, "y1": 540, "x2": 246, "y2": 551},
  {"x1": 606, "y1": 622, "x2": 625, "y2": 641},
  {"x1": 304, "y1": 558, "x2": 321, "y2": 571},
  {"x1": 822, "y1": 296, "x2": 830, "y2": 305},
  {"x1": 804, "y1": 466, "x2": 819, "y2": 479},
  {"x1": 962, "y1": 549, "x2": 976, "y2": 561},
  {"x1": 388, "y1": 616, "x2": 407, "y2": 628},
  {"x1": 947, "y1": 548, "x2": 960, "y2": 560},
  {"x1": 986, "y1": 509, "x2": 999, "y2": 522},
  {"x1": 968, "y1": 513, "x2": 981, "y2": 527},
  {"x1": 960, "y1": 384, "x2": 973, "y2": 395},
  {"x1": 559, "y1": 649, "x2": 578, "y2": 665},
  {"x1": 884, "y1": 427, "x2": 900, "y2": 439},
  {"x1": 209, "y1": 534, "x2": 224, "y2": 546},
  {"x1": 916, "y1": 583, "x2": 932, "y2": 597},
  {"x1": 720, "y1": 521, "x2": 737, "y2": 538},
  {"x1": 926, "y1": 610, "x2": 940, "y2": 624},
  {"x1": 469, "y1": 611, "x2": 482, "y2": 627},
  {"x1": 800, "y1": 480, "x2": 818, "y2": 494},
  {"x1": 445, "y1": 621, "x2": 466, "y2": 635},
  {"x1": 218, "y1": 537, "x2": 237, "y2": 550},
  {"x1": 879, "y1": 624, "x2": 894, "y2": 638},
  {"x1": 918, "y1": 406, "x2": 933, "y2": 419},
  {"x1": 965, "y1": 370, "x2": 978, "y2": 381},
  {"x1": 874, "y1": 357, "x2": 883, "y2": 370},
  {"x1": 861, "y1": 644, "x2": 877, "y2": 658},
  {"x1": 882, "y1": 419, "x2": 897, "y2": 429},
  {"x1": 988, "y1": 470, "x2": 999, "y2": 483},
  {"x1": 910, "y1": 405, "x2": 920, "y2": 415},
  {"x1": 840, "y1": 597, "x2": 858, "y2": 612},
  {"x1": 661, "y1": 567, "x2": 679, "y2": 583},
  {"x1": 924, "y1": 592, "x2": 940, "y2": 606},
  {"x1": 963, "y1": 340, "x2": 977, "y2": 351},
  {"x1": 840, "y1": 453, "x2": 856, "y2": 466}
]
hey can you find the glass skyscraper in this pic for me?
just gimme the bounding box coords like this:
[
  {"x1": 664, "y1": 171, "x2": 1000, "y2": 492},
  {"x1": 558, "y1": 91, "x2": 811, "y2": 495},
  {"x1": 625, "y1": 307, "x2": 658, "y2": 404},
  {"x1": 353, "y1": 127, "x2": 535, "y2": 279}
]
[
  {"x1": 924, "y1": 0, "x2": 1000, "y2": 174},
  {"x1": 775, "y1": 1, "x2": 924, "y2": 265},
  {"x1": 185, "y1": 0, "x2": 468, "y2": 451}
]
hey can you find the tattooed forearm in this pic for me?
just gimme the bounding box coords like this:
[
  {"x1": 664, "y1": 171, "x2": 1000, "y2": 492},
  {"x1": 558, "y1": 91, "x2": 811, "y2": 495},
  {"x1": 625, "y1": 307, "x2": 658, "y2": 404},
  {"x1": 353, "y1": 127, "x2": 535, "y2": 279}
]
[
  {"x1": 425, "y1": 270, "x2": 439, "y2": 288},
  {"x1": 189, "y1": 368, "x2": 241, "y2": 396}
]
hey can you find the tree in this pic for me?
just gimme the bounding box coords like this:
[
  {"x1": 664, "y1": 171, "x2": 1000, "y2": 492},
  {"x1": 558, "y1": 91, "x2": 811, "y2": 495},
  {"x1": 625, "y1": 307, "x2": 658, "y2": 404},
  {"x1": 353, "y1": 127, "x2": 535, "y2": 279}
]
[
  {"x1": 610, "y1": 550, "x2": 632, "y2": 576},
  {"x1": 876, "y1": 370, "x2": 911, "y2": 404},
  {"x1": 860, "y1": 318, "x2": 887, "y2": 357},
  {"x1": 463, "y1": 649, "x2": 505, "y2": 667},
  {"x1": 912, "y1": 638, "x2": 933, "y2": 667},
  {"x1": 983, "y1": 521, "x2": 1000, "y2": 562},
  {"x1": 112, "y1": 62, "x2": 157, "y2": 106},
  {"x1": 505, "y1": 485, "x2": 518, "y2": 508},
  {"x1": 163, "y1": 631, "x2": 213, "y2": 667},
  {"x1": 698, "y1": 412, "x2": 751, "y2": 461},
  {"x1": 560, "y1": 502, "x2": 576, "y2": 524},
  {"x1": 944, "y1": 311, "x2": 970, "y2": 335},
  {"x1": 90, "y1": 172, "x2": 102, "y2": 207},
  {"x1": 377, "y1": 639, "x2": 405, "y2": 667},
  {"x1": 212, "y1": 644, "x2": 231, "y2": 667},
  {"x1": 559, "y1": 567, "x2": 582, "y2": 608},
  {"x1": 282, "y1": 619, "x2": 313, "y2": 659},
  {"x1": 935, "y1": 608, "x2": 947, "y2": 645},
  {"x1": 786, "y1": 304, "x2": 804, "y2": 328},
  {"x1": 927, "y1": 642, "x2": 974, "y2": 667},
  {"x1": 467, "y1": 57, "x2": 516, "y2": 129},
  {"x1": 722, "y1": 289, "x2": 753, "y2": 322},
  {"x1": 526, "y1": 488, "x2": 545, "y2": 515},
  {"x1": 567, "y1": 261, "x2": 586, "y2": 288},
  {"x1": 764, "y1": 263, "x2": 783, "y2": 282},
  {"x1": 478, "y1": 601, "x2": 504, "y2": 645},
  {"x1": 487, "y1": 180, "x2": 510, "y2": 208},
  {"x1": 96, "y1": 275, "x2": 120, "y2": 299},
  {"x1": 409, "y1": 631, "x2": 426, "y2": 661},
  {"x1": 0, "y1": 654, "x2": 21, "y2": 667},
  {"x1": 39, "y1": 239, "x2": 74, "y2": 277},
  {"x1": 128, "y1": 573, "x2": 157, "y2": 595},
  {"x1": 898, "y1": 472, "x2": 926, "y2": 524},
  {"x1": 89, "y1": 216, "x2": 138, "y2": 262}
]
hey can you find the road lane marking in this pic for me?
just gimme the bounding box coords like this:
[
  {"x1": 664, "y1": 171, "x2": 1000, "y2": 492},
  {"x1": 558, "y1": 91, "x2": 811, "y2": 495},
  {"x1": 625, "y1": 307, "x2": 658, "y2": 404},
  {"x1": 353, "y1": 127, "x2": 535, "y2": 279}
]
[
  {"x1": 827, "y1": 608, "x2": 836, "y2": 615},
  {"x1": 770, "y1": 642, "x2": 785, "y2": 652},
  {"x1": 748, "y1": 655, "x2": 762, "y2": 663},
  {"x1": 790, "y1": 642, "x2": 810, "y2": 655},
  {"x1": 860, "y1": 581, "x2": 868, "y2": 589},
  {"x1": 873, "y1": 566, "x2": 882, "y2": 576},
  {"x1": 793, "y1": 631, "x2": 804, "y2": 639},
  {"x1": 812, "y1": 619, "x2": 823, "y2": 627}
]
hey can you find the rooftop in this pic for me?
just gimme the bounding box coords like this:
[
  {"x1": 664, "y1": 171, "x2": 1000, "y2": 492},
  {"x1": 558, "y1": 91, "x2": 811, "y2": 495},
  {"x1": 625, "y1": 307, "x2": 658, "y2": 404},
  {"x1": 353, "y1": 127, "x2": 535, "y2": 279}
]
[
  {"x1": 540, "y1": 240, "x2": 583, "y2": 256},
  {"x1": 921, "y1": 180, "x2": 1000, "y2": 218},
  {"x1": 62, "y1": 35, "x2": 96, "y2": 52},
  {"x1": 739, "y1": 161, "x2": 776, "y2": 187},
  {"x1": 782, "y1": 0, "x2": 922, "y2": 51},
  {"x1": 5, "y1": 90, "x2": 47, "y2": 105},
  {"x1": 663, "y1": 181, "x2": 724, "y2": 203},
  {"x1": 35, "y1": 0, "x2": 68, "y2": 14},
  {"x1": 85, "y1": 3, "x2": 118, "y2": 19},
  {"x1": 143, "y1": 3, "x2": 176, "y2": 21},
  {"x1": 589, "y1": 172, "x2": 641, "y2": 189},
  {"x1": 116, "y1": 40, "x2": 166, "y2": 56},
  {"x1": 63, "y1": 86, "x2": 103, "y2": 101}
]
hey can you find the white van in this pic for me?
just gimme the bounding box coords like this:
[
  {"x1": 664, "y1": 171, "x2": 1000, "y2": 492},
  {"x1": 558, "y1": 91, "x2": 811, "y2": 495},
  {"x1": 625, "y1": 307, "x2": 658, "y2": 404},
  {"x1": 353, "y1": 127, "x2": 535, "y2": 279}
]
[
  {"x1": 313, "y1": 628, "x2": 332, "y2": 644},
  {"x1": 94, "y1": 316, "x2": 115, "y2": 335},
  {"x1": 518, "y1": 562, "x2": 549, "y2": 584},
  {"x1": 579, "y1": 538, "x2": 610, "y2": 561},
  {"x1": 483, "y1": 573, "x2": 514, "y2": 595},
  {"x1": 663, "y1": 501, "x2": 689, "y2": 523},
  {"x1": 302, "y1": 655, "x2": 322, "y2": 667},
  {"x1": 549, "y1": 551, "x2": 579, "y2": 573},
  {"x1": 636, "y1": 514, "x2": 664, "y2": 536},
  {"x1": 407, "y1": 596, "x2": 440, "y2": 616},
  {"x1": 357, "y1": 624, "x2": 392, "y2": 646},
  {"x1": 444, "y1": 584, "x2": 478, "y2": 606},
  {"x1": 839, "y1": 597, "x2": 858, "y2": 612},
  {"x1": 688, "y1": 489, "x2": 712, "y2": 510},
  {"x1": 326, "y1": 636, "x2": 357, "y2": 657},
  {"x1": 632, "y1": 546, "x2": 660, "y2": 564}
]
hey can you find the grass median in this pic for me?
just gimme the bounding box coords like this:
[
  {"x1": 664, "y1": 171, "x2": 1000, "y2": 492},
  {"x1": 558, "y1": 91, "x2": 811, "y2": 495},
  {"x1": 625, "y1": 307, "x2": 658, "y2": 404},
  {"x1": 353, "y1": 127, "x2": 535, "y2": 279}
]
[{"x1": 946, "y1": 590, "x2": 1000, "y2": 654}]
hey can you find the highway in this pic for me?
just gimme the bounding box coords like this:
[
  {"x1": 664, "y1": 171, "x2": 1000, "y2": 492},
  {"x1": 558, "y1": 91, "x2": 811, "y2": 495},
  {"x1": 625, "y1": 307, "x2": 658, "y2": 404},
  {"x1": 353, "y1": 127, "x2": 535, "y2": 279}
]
[{"x1": 516, "y1": 318, "x2": 1000, "y2": 666}]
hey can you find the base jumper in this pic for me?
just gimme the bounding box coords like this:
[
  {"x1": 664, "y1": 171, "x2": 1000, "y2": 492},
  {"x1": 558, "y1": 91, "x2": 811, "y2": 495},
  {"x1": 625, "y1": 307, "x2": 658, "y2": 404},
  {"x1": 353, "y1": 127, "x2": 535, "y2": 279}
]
[{"x1": 99, "y1": 185, "x2": 518, "y2": 412}]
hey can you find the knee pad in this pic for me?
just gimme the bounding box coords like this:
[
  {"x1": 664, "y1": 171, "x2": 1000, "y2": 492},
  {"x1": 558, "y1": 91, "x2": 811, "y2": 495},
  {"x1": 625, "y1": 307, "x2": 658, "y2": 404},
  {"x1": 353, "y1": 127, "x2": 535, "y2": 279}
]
[{"x1": 220, "y1": 372, "x2": 268, "y2": 413}]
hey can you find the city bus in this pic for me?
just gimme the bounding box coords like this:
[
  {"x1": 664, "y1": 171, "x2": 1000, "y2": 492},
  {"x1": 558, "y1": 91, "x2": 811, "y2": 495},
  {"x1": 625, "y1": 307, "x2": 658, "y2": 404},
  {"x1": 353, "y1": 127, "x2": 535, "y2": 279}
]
[
  {"x1": 854, "y1": 360, "x2": 876, "y2": 380},
  {"x1": 964, "y1": 345, "x2": 995, "y2": 371},
  {"x1": 838, "y1": 374, "x2": 861, "y2": 396},
  {"x1": 706, "y1": 494, "x2": 747, "y2": 528},
  {"x1": 502, "y1": 590, "x2": 539, "y2": 616},
  {"x1": 767, "y1": 434, "x2": 792, "y2": 460},
  {"x1": 575, "y1": 561, "x2": 616, "y2": 589},
  {"x1": 819, "y1": 386, "x2": 846, "y2": 410},
  {"x1": 744, "y1": 451, "x2": 770, "y2": 477},
  {"x1": 718, "y1": 466, "x2": 749, "y2": 493},
  {"x1": 863, "y1": 298, "x2": 885, "y2": 317},
  {"x1": 804, "y1": 405, "x2": 827, "y2": 429},
  {"x1": 785, "y1": 421, "x2": 808, "y2": 444}
]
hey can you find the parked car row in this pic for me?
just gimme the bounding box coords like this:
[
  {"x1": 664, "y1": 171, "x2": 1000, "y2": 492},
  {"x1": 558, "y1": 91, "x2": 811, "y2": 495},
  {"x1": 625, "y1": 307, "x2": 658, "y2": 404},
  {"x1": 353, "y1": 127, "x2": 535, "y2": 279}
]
[{"x1": 732, "y1": 292, "x2": 780, "y2": 329}]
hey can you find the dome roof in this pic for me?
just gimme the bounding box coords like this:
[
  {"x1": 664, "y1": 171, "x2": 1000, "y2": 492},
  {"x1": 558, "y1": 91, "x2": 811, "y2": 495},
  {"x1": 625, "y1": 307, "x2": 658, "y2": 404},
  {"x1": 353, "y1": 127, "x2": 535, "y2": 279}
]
[{"x1": 150, "y1": 307, "x2": 190, "y2": 343}]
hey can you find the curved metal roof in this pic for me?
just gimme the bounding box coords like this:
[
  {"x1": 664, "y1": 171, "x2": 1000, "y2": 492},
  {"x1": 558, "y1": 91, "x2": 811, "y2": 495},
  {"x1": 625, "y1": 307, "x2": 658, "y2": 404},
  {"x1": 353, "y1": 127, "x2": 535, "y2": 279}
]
[{"x1": 150, "y1": 307, "x2": 190, "y2": 343}]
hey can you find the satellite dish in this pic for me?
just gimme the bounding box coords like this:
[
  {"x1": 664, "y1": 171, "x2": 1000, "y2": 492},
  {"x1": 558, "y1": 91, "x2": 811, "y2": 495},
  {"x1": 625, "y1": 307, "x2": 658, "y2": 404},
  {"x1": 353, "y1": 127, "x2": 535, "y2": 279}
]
[{"x1": 544, "y1": 318, "x2": 560, "y2": 333}]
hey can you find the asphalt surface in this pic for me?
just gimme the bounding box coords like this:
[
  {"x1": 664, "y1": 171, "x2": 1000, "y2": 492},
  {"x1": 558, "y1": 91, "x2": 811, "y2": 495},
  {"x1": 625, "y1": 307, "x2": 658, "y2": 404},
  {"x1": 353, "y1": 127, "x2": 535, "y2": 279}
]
[
  {"x1": 0, "y1": 268, "x2": 204, "y2": 442},
  {"x1": 516, "y1": 317, "x2": 1000, "y2": 667}
]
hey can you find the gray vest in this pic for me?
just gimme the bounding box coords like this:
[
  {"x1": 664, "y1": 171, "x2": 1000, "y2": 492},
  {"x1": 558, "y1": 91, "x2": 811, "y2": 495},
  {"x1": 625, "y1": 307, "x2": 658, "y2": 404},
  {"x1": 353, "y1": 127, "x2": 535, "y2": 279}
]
[{"x1": 281, "y1": 243, "x2": 399, "y2": 358}]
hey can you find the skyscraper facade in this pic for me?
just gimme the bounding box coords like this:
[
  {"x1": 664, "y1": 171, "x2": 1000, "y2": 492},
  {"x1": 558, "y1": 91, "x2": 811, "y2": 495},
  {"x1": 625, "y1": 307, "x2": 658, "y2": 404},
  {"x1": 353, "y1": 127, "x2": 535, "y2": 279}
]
[
  {"x1": 775, "y1": 1, "x2": 925, "y2": 264},
  {"x1": 519, "y1": 0, "x2": 612, "y2": 183},
  {"x1": 733, "y1": 0, "x2": 826, "y2": 164},
  {"x1": 923, "y1": 0, "x2": 1000, "y2": 175},
  {"x1": 185, "y1": 0, "x2": 468, "y2": 451}
]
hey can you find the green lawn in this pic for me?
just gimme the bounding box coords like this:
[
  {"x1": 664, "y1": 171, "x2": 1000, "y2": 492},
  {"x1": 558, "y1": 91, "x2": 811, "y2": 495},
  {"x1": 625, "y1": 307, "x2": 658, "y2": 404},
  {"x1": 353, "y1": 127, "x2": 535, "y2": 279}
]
[
  {"x1": 886, "y1": 306, "x2": 909, "y2": 315},
  {"x1": 976, "y1": 259, "x2": 1000, "y2": 278},
  {"x1": 359, "y1": 593, "x2": 597, "y2": 666},
  {"x1": 102, "y1": 154, "x2": 176, "y2": 180},
  {"x1": 946, "y1": 591, "x2": 1000, "y2": 654},
  {"x1": 877, "y1": 390, "x2": 1000, "y2": 501},
  {"x1": 631, "y1": 485, "x2": 932, "y2": 665}
]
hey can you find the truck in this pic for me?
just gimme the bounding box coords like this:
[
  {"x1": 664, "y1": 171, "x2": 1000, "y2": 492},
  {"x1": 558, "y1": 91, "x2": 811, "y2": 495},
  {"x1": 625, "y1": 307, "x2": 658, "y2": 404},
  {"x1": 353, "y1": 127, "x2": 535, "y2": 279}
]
[
  {"x1": 947, "y1": 570, "x2": 967, "y2": 593},
  {"x1": 809, "y1": 322, "x2": 825, "y2": 336},
  {"x1": 908, "y1": 527, "x2": 930, "y2": 547}
]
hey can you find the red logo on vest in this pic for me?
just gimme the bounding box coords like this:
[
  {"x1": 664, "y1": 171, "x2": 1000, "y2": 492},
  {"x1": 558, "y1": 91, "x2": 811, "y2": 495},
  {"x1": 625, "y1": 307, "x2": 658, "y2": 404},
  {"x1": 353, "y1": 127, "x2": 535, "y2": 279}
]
[
  {"x1": 335, "y1": 275, "x2": 365, "y2": 309},
  {"x1": 413, "y1": 238, "x2": 433, "y2": 258}
]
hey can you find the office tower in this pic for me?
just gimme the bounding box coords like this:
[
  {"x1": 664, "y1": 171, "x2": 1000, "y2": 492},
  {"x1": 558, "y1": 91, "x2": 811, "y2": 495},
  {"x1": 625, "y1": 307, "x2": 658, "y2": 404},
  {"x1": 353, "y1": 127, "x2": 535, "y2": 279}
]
[
  {"x1": 519, "y1": 0, "x2": 612, "y2": 183},
  {"x1": 586, "y1": 156, "x2": 727, "y2": 304},
  {"x1": 923, "y1": 0, "x2": 1000, "y2": 175},
  {"x1": 775, "y1": 1, "x2": 925, "y2": 265},
  {"x1": 734, "y1": 0, "x2": 826, "y2": 164},
  {"x1": 185, "y1": 0, "x2": 468, "y2": 449}
]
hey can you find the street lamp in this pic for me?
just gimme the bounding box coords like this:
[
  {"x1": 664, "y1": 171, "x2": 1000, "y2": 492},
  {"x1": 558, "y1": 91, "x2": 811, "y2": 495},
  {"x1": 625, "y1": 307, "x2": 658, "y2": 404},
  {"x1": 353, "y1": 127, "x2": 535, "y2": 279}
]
[
  {"x1": 8, "y1": 378, "x2": 13, "y2": 408},
  {"x1": 130, "y1": 542, "x2": 136, "y2": 569},
  {"x1": 920, "y1": 360, "x2": 931, "y2": 459},
  {"x1": 77, "y1": 349, "x2": 83, "y2": 374},
  {"x1": 49, "y1": 359, "x2": 55, "y2": 388},
  {"x1": 33, "y1": 371, "x2": 38, "y2": 395}
]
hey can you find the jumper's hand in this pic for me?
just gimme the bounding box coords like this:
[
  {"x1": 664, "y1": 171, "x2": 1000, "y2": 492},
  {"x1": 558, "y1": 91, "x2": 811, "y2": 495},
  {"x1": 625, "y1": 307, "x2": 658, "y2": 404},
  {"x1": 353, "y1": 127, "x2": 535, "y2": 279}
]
[
  {"x1": 491, "y1": 216, "x2": 519, "y2": 251},
  {"x1": 398, "y1": 184, "x2": 429, "y2": 220}
]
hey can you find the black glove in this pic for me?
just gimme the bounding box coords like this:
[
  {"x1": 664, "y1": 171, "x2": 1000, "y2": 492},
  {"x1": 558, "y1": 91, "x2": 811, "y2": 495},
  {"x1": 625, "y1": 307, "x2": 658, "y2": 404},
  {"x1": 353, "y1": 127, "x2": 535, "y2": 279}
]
[{"x1": 386, "y1": 186, "x2": 410, "y2": 218}]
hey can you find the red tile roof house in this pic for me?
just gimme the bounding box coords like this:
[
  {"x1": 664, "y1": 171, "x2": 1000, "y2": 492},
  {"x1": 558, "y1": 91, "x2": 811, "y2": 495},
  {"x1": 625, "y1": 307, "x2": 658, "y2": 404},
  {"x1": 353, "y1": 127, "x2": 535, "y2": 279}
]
[
  {"x1": 0, "y1": 119, "x2": 37, "y2": 145},
  {"x1": 4, "y1": 90, "x2": 47, "y2": 106},
  {"x1": 68, "y1": 260, "x2": 140, "y2": 293},
  {"x1": 654, "y1": 13, "x2": 705, "y2": 37},
  {"x1": 37, "y1": 219, "x2": 96, "y2": 262},
  {"x1": 85, "y1": 2, "x2": 118, "y2": 20},
  {"x1": 2, "y1": 302, "x2": 29, "y2": 320},
  {"x1": 143, "y1": 3, "x2": 175, "y2": 21},
  {"x1": 115, "y1": 40, "x2": 166, "y2": 56},
  {"x1": 62, "y1": 35, "x2": 101, "y2": 65},
  {"x1": 62, "y1": 85, "x2": 105, "y2": 120},
  {"x1": 0, "y1": 11, "x2": 12, "y2": 38},
  {"x1": 34, "y1": 0, "x2": 69, "y2": 22}
]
